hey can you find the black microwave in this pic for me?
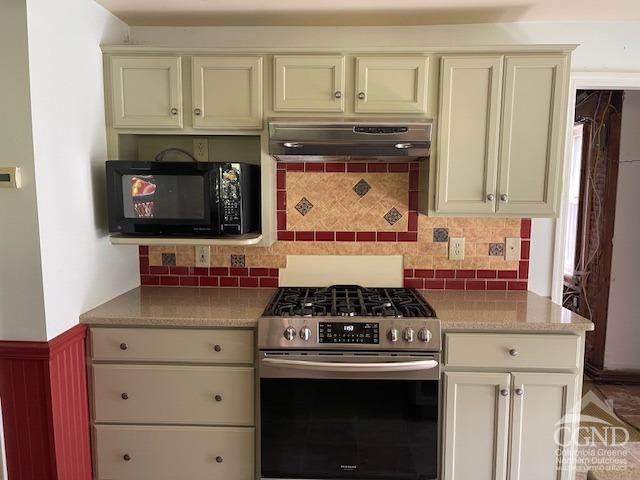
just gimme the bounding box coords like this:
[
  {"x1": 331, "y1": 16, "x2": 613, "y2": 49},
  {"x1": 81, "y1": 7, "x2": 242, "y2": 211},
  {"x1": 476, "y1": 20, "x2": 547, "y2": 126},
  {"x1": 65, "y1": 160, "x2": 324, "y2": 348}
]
[{"x1": 106, "y1": 161, "x2": 261, "y2": 236}]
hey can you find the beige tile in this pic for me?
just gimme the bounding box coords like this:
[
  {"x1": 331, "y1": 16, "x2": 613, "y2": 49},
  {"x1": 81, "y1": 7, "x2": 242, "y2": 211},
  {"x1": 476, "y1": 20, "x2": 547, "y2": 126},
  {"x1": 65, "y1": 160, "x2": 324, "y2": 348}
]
[{"x1": 176, "y1": 246, "x2": 195, "y2": 266}]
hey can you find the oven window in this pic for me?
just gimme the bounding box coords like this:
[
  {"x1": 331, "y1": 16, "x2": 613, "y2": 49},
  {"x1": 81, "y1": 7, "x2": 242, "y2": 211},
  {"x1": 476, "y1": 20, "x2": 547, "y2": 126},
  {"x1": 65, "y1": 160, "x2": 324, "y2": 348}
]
[
  {"x1": 122, "y1": 174, "x2": 205, "y2": 219},
  {"x1": 261, "y1": 379, "x2": 438, "y2": 480}
]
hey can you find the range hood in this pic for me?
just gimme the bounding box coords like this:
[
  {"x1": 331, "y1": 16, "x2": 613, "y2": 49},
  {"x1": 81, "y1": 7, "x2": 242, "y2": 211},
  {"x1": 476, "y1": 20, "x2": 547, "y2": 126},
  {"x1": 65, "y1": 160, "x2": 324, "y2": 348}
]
[{"x1": 268, "y1": 118, "x2": 431, "y2": 161}]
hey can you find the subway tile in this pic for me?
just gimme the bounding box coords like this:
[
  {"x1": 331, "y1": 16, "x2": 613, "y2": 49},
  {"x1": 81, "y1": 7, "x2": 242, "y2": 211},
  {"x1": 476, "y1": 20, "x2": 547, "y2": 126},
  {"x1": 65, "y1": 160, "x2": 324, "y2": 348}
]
[
  {"x1": 367, "y1": 163, "x2": 387, "y2": 173},
  {"x1": 477, "y1": 269, "x2": 498, "y2": 279},
  {"x1": 220, "y1": 277, "x2": 239, "y2": 287},
  {"x1": 260, "y1": 277, "x2": 279, "y2": 288},
  {"x1": 179, "y1": 276, "x2": 199, "y2": 286},
  {"x1": 519, "y1": 261, "x2": 529, "y2": 279},
  {"x1": 508, "y1": 281, "x2": 528, "y2": 291},
  {"x1": 160, "y1": 276, "x2": 180, "y2": 286},
  {"x1": 269, "y1": 269, "x2": 279, "y2": 278},
  {"x1": 277, "y1": 231, "x2": 295, "y2": 241},
  {"x1": 376, "y1": 232, "x2": 397, "y2": 242},
  {"x1": 199, "y1": 276, "x2": 218, "y2": 287},
  {"x1": 141, "y1": 275, "x2": 160, "y2": 286},
  {"x1": 325, "y1": 163, "x2": 346, "y2": 172},
  {"x1": 403, "y1": 269, "x2": 414, "y2": 278},
  {"x1": 415, "y1": 269, "x2": 435, "y2": 278},
  {"x1": 276, "y1": 191, "x2": 286, "y2": 210},
  {"x1": 398, "y1": 231, "x2": 418, "y2": 242},
  {"x1": 230, "y1": 267, "x2": 249, "y2": 276},
  {"x1": 356, "y1": 232, "x2": 376, "y2": 242},
  {"x1": 407, "y1": 211, "x2": 418, "y2": 231},
  {"x1": 347, "y1": 163, "x2": 367, "y2": 172},
  {"x1": 486, "y1": 280, "x2": 507, "y2": 291},
  {"x1": 521, "y1": 219, "x2": 532, "y2": 239},
  {"x1": 315, "y1": 231, "x2": 335, "y2": 241},
  {"x1": 149, "y1": 266, "x2": 169, "y2": 275},
  {"x1": 336, "y1": 231, "x2": 356, "y2": 242},
  {"x1": 169, "y1": 266, "x2": 189, "y2": 275},
  {"x1": 210, "y1": 267, "x2": 229, "y2": 276},
  {"x1": 388, "y1": 163, "x2": 409, "y2": 173},
  {"x1": 404, "y1": 278, "x2": 424, "y2": 288},
  {"x1": 445, "y1": 280, "x2": 466, "y2": 290},
  {"x1": 435, "y1": 269, "x2": 456, "y2": 278},
  {"x1": 277, "y1": 211, "x2": 287, "y2": 230},
  {"x1": 455, "y1": 270, "x2": 475, "y2": 279},
  {"x1": 191, "y1": 267, "x2": 209, "y2": 276},
  {"x1": 277, "y1": 162, "x2": 286, "y2": 170},
  {"x1": 424, "y1": 279, "x2": 445, "y2": 290},
  {"x1": 305, "y1": 163, "x2": 325, "y2": 172},
  {"x1": 465, "y1": 280, "x2": 487, "y2": 290},
  {"x1": 286, "y1": 163, "x2": 304, "y2": 171},
  {"x1": 409, "y1": 191, "x2": 419, "y2": 211},
  {"x1": 240, "y1": 277, "x2": 259, "y2": 288},
  {"x1": 249, "y1": 268, "x2": 270, "y2": 277},
  {"x1": 295, "y1": 231, "x2": 315, "y2": 241},
  {"x1": 409, "y1": 171, "x2": 420, "y2": 190},
  {"x1": 276, "y1": 170, "x2": 286, "y2": 189},
  {"x1": 138, "y1": 246, "x2": 149, "y2": 255},
  {"x1": 498, "y1": 270, "x2": 518, "y2": 279},
  {"x1": 139, "y1": 256, "x2": 149, "y2": 275},
  {"x1": 521, "y1": 240, "x2": 531, "y2": 260}
]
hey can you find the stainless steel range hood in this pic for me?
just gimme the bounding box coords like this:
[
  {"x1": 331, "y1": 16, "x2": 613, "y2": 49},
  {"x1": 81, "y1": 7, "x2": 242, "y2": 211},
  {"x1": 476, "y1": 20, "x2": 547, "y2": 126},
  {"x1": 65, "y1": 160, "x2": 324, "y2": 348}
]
[{"x1": 268, "y1": 118, "x2": 431, "y2": 161}]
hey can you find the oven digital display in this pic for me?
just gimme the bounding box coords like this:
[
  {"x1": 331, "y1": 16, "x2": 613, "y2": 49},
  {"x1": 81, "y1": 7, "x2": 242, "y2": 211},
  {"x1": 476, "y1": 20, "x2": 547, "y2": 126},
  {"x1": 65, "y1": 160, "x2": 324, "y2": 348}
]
[{"x1": 318, "y1": 322, "x2": 379, "y2": 344}]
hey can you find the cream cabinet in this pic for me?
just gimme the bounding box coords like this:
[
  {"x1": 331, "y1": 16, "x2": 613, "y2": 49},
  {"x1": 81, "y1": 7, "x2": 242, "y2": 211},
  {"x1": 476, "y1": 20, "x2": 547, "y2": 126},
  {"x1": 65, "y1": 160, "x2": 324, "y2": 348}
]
[
  {"x1": 109, "y1": 56, "x2": 183, "y2": 129},
  {"x1": 355, "y1": 57, "x2": 429, "y2": 113},
  {"x1": 435, "y1": 54, "x2": 569, "y2": 217},
  {"x1": 273, "y1": 55, "x2": 345, "y2": 112},
  {"x1": 191, "y1": 56, "x2": 263, "y2": 129}
]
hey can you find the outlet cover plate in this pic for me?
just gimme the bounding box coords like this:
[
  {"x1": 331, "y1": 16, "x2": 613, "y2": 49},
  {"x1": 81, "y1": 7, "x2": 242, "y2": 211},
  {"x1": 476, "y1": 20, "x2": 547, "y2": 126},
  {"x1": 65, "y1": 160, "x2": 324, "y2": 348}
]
[
  {"x1": 195, "y1": 246, "x2": 210, "y2": 267},
  {"x1": 449, "y1": 237, "x2": 465, "y2": 260},
  {"x1": 193, "y1": 138, "x2": 209, "y2": 162},
  {"x1": 505, "y1": 237, "x2": 521, "y2": 261}
]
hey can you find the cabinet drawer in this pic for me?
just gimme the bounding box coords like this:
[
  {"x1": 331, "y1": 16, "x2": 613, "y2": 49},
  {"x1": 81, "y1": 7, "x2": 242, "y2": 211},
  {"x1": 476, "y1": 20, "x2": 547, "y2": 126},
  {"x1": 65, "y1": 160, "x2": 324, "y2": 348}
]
[
  {"x1": 94, "y1": 425, "x2": 254, "y2": 480},
  {"x1": 90, "y1": 328, "x2": 253, "y2": 364},
  {"x1": 93, "y1": 364, "x2": 254, "y2": 425},
  {"x1": 444, "y1": 333, "x2": 581, "y2": 370}
]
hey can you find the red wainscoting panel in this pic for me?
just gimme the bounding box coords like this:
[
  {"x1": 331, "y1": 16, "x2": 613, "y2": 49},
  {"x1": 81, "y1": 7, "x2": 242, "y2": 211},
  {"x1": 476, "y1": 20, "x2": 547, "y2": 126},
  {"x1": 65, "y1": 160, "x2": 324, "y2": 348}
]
[{"x1": 0, "y1": 324, "x2": 91, "y2": 480}]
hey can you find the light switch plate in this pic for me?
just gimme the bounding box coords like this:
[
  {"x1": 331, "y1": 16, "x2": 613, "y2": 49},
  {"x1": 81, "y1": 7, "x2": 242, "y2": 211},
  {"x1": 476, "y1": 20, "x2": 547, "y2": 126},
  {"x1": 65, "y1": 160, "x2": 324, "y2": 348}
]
[
  {"x1": 193, "y1": 138, "x2": 209, "y2": 162},
  {"x1": 505, "y1": 237, "x2": 521, "y2": 261},
  {"x1": 195, "y1": 246, "x2": 210, "y2": 267},
  {"x1": 449, "y1": 237, "x2": 465, "y2": 260}
]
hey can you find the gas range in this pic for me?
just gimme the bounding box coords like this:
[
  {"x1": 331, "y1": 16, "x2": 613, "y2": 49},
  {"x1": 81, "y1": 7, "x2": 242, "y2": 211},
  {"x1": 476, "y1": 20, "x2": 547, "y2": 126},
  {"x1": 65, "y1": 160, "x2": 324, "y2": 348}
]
[{"x1": 258, "y1": 285, "x2": 441, "y2": 352}]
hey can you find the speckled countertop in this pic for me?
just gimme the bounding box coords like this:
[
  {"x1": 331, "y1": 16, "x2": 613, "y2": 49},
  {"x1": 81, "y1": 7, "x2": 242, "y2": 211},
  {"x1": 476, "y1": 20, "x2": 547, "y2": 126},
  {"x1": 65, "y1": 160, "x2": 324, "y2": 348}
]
[
  {"x1": 81, "y1": 287, "x2": 593, "y2": 332},
  {"x1": 587, "y1": 470, "x2": 640, "y2": 480}
]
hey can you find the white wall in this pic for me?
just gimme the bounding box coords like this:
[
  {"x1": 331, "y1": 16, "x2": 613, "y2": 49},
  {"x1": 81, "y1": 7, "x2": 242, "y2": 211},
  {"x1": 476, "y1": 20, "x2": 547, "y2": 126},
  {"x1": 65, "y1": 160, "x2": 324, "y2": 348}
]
[
  {"x1": 0, "y1": 0, "x2": 47, "y2": 341},
  {"x1": 603, "y1": 91, "x2": 640, "y2": 370},
  {"x1": 25, "y1": 0, "x2": 139, "y2": 340}
]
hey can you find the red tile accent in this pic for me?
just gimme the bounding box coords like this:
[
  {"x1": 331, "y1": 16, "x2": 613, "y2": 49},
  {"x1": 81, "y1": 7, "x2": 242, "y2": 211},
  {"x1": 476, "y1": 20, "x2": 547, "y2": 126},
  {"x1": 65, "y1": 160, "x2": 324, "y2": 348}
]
[
  {"x1": 230, "y1": 267, "x2": 249, "y2": 276},
  {"x1": 397, "y1": 231, "x2": 418, "y2": 242},
  {"x1": 477, "y1": 269, "x2": 497, "y2": 279},
  {"x1": 367, "y1": 163, "x2": 387, "y2": 173},
  {"x1": 424, "y1": 279, "x2": 445, "y2": 290},
  {"x1": 455, "y1": 270, "x2": 475, "y2": 279},
  {"x1": 415, "y1": 269, "x2": 435, "y2": 278},
  {"x1": 508, "y1": 281, "x2": 528, "y2": 291},
  {"x1": 407, "y1": 211, "x2": 418, "y2": 231},
  {"x1": 403, "y1": 269, "x2": 414, "y2": 278},
  {"x1": 199, "y1": 276, "x2": 219, "y2": 287},
  {"x1": 276, "y1": 191, "x2": 286, "y2": 210},
  {"x1": 435, "y1": 269, "x2": 456, "y2": 279},
  {"x1": 521, "y1": 219, "x2": 532, "y2": 239},
  {"x1": 141, "y1": 275, "x2": 160, "y2": 285},
  {"x1": 220, "y1": 277, "x2": 239, "y2": 287},
  {"x1": 408, "y1": 191, "x2": 419, "y2": 211},
  {"x1": 466, "y1": 280, "x2": 487, "y2": 290},
  {"x1": 519, "y1": 261, "x2": 529, "y2": 279},
  {"x1": 138, "y1": 245, "x2": 149, "y2": 255},
  {"x1": 521, "y1": 240, "x2": 531, "y2": 260},
  {"x1": 404, "y1": 278, "x2": 424, "y2": 289},
  {"x1": 269, "y1": 269, "x2": 279, "y2": 277},
  {"x1": 276, "y1": 170, "x2": 286, "y2": 189},
  {"x1": 240, "y1": 277, "x2": 259, "y2": 288},
  {"x1": 191, "y1": 267, "x2": 209, "y2": 276},
  {"x1": 277, "y1": 162, "x2": 286, "y2": 170},
  {"x1": 347, "y1": 163, "x2": 367, "y2": 172},
  {"x1": 325, "y1": 163, "x2": 346, "y2": 172},
  {"x1": 486, "y1": 280, "x2": 507, "y2": 291},
  {"x1": 316, "y1": 231, "x2": 335, "y2": 241},
  {"x1": 277, "y1": 230, "x2": 295, "y2": 241},
  {"x1": 139, "y1": 256, "x2": 149, "y2": 274},
  {"x1": 277, "y1": 211, "x2": 286, "y2": 230},
  {"x1": 336, "y1": 231, "x2": 356, "y2": 241},
  {"x1": 409, "y1": 162, "x2": 420, "y2": 171},
  {"x1": 388, "y1": 162, "x2": 409, "y2": 172},
  {"x1": 305, "y1": 162, "x2": 325, "y2": 172},
  {"x1": 445, "y1": 280, "x2": 466, "y2": 290},
  {"x1": 149, "y1": 266, "x2": 169, "y2": 275},
  {"x1": 210, "y1": 267, "x2": 229, "y2": 276},
  {"x1": 260, "y1": 277, "x2": 279, "y2": 288},
  {"x1": 409, "y1": 170, "x2": 420, "y2": 190},
  {"x1": 377, "y1": 232, "x2": 397, "y2": 242},
  {"x1": 249, "y1": 268, "x2": 270, "y2": 277},
  {"x1": 285, "y1": 162, "x2": 304, "y2": 171},
  {"x1": 295, "y1": 231, "x2": 315, "y2": 241},
  {"x1": 160, "y1": 276, "x2": 179, "y2": 286},
  {"x1": 356, "y1": 232, "x2": 376, "y2": 241},
  {"x1": 498, "y1": 270, "x2": 518, "y2": 279},
  {"x1": 169, "y1": 266, "x2": 189, "y2": 275},
  {"x1": 179, "y1": 276, "x2": 199, "y2": 286}
]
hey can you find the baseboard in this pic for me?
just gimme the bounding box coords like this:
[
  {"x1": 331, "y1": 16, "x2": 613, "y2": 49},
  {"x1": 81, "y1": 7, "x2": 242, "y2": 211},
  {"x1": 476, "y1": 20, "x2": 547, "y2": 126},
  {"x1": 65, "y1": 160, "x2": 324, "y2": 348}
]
[{"x1": 585, "y1": 362, "x2": 640, "y2": 384}]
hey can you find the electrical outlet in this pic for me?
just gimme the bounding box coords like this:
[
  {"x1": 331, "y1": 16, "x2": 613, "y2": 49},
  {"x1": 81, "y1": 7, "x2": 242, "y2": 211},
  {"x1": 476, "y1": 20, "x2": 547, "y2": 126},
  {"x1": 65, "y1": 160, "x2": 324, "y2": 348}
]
[
  {"x1": 195, "y1": 246, "x2": 210, "y2": 267},
  {"x1": 449, "y1": 237, "x2": 465, "y2": 260},
  {"x1": 505, "y1": 238, "x2": 521, "y2": 261},
  {"x1": 193, "y1": 138, "x2": 209, "y2": 162}
]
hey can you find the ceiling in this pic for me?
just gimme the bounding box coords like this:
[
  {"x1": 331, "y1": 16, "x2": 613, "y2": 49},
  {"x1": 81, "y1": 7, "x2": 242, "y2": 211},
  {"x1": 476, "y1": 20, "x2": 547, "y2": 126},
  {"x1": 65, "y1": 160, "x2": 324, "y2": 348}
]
[{"x1": 95, "y1": 0, "x2": 640, "y2": 27}]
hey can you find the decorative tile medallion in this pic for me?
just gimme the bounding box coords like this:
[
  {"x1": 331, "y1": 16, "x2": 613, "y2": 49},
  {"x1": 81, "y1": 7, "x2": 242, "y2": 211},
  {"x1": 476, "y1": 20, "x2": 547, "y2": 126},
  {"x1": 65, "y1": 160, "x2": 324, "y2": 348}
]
[
  {"x1": 161, "y1": 253, "x2": 176, "y2": 266},
  {"x1": 383, "y1": 207, "x2": 403, "y2": 225},
  {"x1": 295, "y1": 197, "x2": 314, "y2": 216},
  {"x1": 353, "y1": 179, "x2": 371, "y2": 197},
  {"x1": 489, "y1": 243, "x2": 505, "y2": 256},
  {"x1": 230, "y1": 254, "x2": 246, "y2": 267},
  {"x1": 433, "y1": 228, "x2": 449, "y2": 243}
]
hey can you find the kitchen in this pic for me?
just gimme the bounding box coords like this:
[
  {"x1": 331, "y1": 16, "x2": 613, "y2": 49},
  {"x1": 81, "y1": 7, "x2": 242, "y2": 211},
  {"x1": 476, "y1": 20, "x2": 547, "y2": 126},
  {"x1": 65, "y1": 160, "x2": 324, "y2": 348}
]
[{"x1": 1, "y1": 1, "x2": 639, "y2": 480}]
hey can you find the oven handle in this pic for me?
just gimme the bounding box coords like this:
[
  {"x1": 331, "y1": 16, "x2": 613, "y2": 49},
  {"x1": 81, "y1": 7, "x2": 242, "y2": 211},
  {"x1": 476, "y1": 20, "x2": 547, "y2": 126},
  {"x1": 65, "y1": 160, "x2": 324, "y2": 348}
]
[{"x1": 261, "y1": 357, "x2": 438, "y2": 373}]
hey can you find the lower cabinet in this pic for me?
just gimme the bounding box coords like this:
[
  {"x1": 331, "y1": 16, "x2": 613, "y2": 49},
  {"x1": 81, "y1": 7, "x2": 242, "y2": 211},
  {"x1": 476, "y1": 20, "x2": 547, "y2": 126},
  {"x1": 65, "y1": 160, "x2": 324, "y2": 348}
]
[
  {"x1": 94, "y1": 425, "x2": 254, "y2": 480},
  {"x1": 443, "y1": 370, "x2": 579, "y2": 480}
]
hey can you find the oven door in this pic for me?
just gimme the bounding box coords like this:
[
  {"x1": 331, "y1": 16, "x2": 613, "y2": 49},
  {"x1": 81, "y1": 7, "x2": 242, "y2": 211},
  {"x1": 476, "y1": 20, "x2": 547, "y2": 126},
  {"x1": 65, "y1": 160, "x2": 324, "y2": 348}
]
[{"x1": 260, "y1": 351, "x2": 439, "y2": 480}]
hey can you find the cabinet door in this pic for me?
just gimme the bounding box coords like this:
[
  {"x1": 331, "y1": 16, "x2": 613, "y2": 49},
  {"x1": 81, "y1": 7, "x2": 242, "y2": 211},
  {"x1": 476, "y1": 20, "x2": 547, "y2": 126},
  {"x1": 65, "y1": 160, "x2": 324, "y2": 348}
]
[
  {"x1": 110, "y1": 56, "x2": 183, "y2": 129},
  {"x1": 497, "y1": 55, "x2": 568, "y2": 216},
  {"x1": 436, "y1": 56, "x2": 503, "y2": 214},
  {"x1": 508, "y1": 372, "x2": 579, "y2": 480},
  {"x1": 443, "y1": 372, "x2": 511, "y2": 480},
  {"x1": 273, "y1": 56, "x2": 345, "y2": 112},
  {"x1": 192, "y1": 56, "x2": 263, "y2": 129},
  {"x1": 355, "y1": 57, "x2": 429, "y2": 113}
]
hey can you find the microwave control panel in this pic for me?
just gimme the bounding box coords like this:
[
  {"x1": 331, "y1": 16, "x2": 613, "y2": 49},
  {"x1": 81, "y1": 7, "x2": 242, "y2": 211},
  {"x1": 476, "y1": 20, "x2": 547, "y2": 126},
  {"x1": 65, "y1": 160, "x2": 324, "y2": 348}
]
[{"x1": 220, "y1": 164, "x2": 241, "y2": 233}]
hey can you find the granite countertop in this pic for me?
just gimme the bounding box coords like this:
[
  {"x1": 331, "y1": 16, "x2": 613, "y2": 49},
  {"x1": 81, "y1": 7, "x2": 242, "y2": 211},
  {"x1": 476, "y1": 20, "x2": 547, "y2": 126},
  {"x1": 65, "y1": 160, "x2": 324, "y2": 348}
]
[
  {"x1": 587, "y1": 470, "x2": 640, "y2": 480},
  {"x1": 81, "y1": 287, "x2": 593, "y2": 332}
]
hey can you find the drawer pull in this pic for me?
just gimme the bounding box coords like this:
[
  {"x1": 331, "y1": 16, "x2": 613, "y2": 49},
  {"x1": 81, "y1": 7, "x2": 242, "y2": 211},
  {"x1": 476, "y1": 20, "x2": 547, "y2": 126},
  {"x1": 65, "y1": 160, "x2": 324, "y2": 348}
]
[
  {"x1": 500, "y1": 388, "x2": 509, "y2": 397},
  {"x1": 119, "y1": 343, "x2": 128, "y2": 351},
  {"x1": 214, "y1": 344, "x2": 222, "y2": 352},
  {"x1": 123, "y1": 454, "x2": 131, "y2": 462},
  {"x1": 509, "y1": 348, "x2": 519, "y2": 357},
  {"x1": 216, "y1": 456, "x2": 224, "y2": 463},
  {"x1": 515, "y1": 387, "x2": 524, "y2": 396},
  {"x1": 214, "y1": 394, "x2": 223, "y2": 402},
  {"x1": 121, "y1": 393, "x2": 129, "y2": 400}
]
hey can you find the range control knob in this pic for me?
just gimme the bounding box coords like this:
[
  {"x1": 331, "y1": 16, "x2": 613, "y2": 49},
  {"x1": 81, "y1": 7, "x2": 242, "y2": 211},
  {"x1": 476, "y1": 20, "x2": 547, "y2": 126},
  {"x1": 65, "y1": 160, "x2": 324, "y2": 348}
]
[
  {"x1": 403, "y1": 328, "x2": 415, "y2": 342},
  {"x1": 418, "y1": 328, "x2": 432, "y2": 342},
  {"x1": 283, "y1": 326, "x2": 297, "y2": 341},
  {"x1": 387, "y1": 328, "x2": 399, "y2": 342},
  {"x1": 299, "y1": 327, "x2": 312, "y2": 341}
]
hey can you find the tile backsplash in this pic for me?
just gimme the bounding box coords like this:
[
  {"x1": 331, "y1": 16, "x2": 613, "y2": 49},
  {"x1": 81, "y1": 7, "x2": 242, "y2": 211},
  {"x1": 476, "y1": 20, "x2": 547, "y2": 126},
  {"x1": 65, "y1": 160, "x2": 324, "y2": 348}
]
[{"x1": 139, "y1": 162, "x2": 530, "y2": 291}]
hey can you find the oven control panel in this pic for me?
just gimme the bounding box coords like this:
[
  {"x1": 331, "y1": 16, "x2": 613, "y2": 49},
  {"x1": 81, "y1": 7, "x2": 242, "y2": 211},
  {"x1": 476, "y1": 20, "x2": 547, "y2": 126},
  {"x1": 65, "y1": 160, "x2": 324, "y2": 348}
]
[{"x1": 318, "y1": 322, "x2": 379, "y2": 344}]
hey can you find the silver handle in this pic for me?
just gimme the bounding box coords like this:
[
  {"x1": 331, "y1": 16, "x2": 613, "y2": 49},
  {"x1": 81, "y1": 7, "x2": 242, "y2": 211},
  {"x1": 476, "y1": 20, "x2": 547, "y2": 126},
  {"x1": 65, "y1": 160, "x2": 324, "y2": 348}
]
[
  {"x1": 119, "y1": 342, "x2": 128, "y2": 351},
  {"x1": 334, "y1": 91, "x2": 342, "y2": 99},
  {"x1": 194, "y1": 108, "x2": 201, "y2": 116},
  {"x1": 214, "y1": 394, "x2": 223, "y2": 402},
  {"x1": 170, "y1": 107, "x2": 178, "y2": 115},
  {"x1": 509, "y1": 348, "x2": 519, "y2": 357},
  {"x1": 487, "y1": 193, "x2": 495, "y2": 201},
  {"x1": 500, "y1": 193, "x2": 509, "y2": 202},
  {"x1": 262, "y1": 357, "x2": 438, "y2": 373},
  {"x1": 121, "y1": 393, "x2": 128, "y2": 400},
  {"x1": 515, "y1": 387, "x2": 524, "y2": 396},
  {"x1": 216, "y1": 456, "x2": 224, "y2": 463},
  {"x1": 283, "y1": 142, "x2": 303, "y2": 148},
  {"x1": 123, "y1": 454, "x2": 131, "y2": 462},
  {"x1": 358, "y1": 92, "x2": 366, "y2": 99},
  {"x1": 213, "y1": 344, "x2": 222, "y2": 352},
  {"x1": 500, "y1": 388, "x2": 509, "y2": 397},
  {"x1": 395, "y1": 143, "x2": 413, "y2": 149}
]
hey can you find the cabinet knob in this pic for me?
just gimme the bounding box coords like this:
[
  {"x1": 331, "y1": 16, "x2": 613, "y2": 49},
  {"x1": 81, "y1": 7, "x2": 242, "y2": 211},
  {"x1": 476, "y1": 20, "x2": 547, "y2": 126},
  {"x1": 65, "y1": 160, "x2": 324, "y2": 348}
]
[
  {"x1": 334, "y1": 91, "x2": 342, "y2": 99},
  {"x1": 358, "y1": 92, "x2": 366, "y2": 100},
  {"x1": 487, "y1": 193, "x2": 495, "y2": 201},
  {"x1": 121, "y1": 393, "x2": 129, "y2": 400},
  {"x1": 515, "y1": 387, "x2": 524, "y2": 396},
  {"x1": 214, "y1": 344, "x2": 222, "y2": 352},
  {"x1": 216, "y1": 456, "x2": 224, "y2": 463},
  {"x1": 170, "y1": 107, "x2": 178, "y2": 115},
  {"x1": 509, "y1": 348, "x2": 519, "y2": 357},
  {"x1": 500, "y1": 193, "x2": 509, "y2": 202},
  {"x1": 214, "y1": 394, "x2": 223, "y2": 402},
  {"x1": 119, "y1": 343, "x2": 128, "y2": 351},
  {"x1": 194, "y1": 108, "x2": 201, "y2": 116},
  {"x1": 500, "y1": 388, "x2": 509, "y2": 397},
  {"x1": 123, "y1": 454, "x2": 131, "y2": 462}
]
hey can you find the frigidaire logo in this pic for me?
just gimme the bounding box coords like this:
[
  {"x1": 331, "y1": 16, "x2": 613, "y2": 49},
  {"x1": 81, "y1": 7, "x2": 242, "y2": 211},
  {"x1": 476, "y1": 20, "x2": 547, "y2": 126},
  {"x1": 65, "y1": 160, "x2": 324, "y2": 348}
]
[{"x1": 340, "y1": 465, "x2": 357, "y2": 471}]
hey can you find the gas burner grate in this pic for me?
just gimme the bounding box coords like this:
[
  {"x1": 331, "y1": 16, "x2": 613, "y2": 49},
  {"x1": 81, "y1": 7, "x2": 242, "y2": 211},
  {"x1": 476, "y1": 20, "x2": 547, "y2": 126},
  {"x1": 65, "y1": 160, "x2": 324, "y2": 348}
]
[{"x1": 263, "y1": 286, "x2": 436, "y2": 318}]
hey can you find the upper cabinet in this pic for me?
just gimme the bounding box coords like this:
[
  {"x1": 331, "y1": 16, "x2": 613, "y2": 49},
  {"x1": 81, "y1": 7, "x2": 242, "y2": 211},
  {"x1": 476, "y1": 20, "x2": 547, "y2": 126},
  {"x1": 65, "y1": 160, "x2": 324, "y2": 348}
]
[
  {"x1": 191, "y1": 56, "x2": 263, "y2": 129},
  {"x1": 109, "y1": 56, "x2": 183, "y2": 129},
  {"x1": 434, "y1": 54, "x2": 569, "y2": 217},
  {"x1": 273, "y1": 55, "x2": 345, "y2": 112},
  {"x1": 355, "y1": 57, "x2": 429, "y2": 114}
]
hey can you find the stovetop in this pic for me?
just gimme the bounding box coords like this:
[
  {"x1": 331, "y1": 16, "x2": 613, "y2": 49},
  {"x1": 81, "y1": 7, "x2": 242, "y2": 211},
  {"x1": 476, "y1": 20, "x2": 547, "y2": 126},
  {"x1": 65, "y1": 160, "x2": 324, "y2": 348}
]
[{"x1": 263, "y1": 286, "x2": 436, "y2": 318}]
